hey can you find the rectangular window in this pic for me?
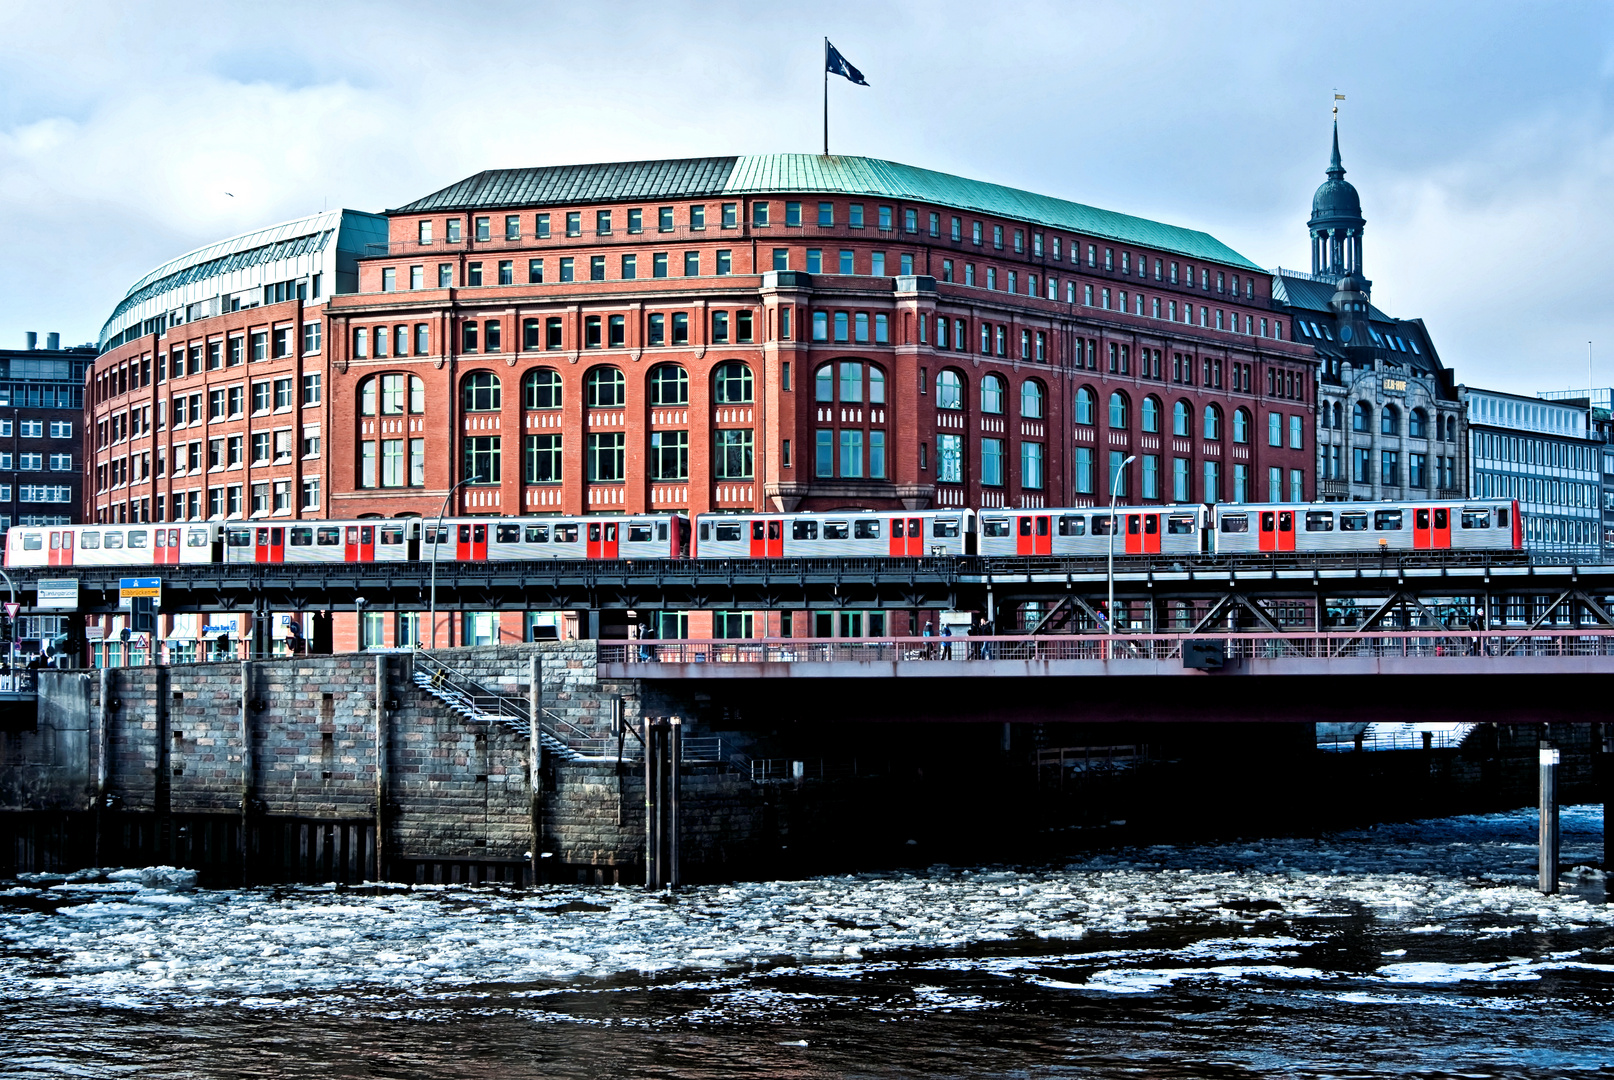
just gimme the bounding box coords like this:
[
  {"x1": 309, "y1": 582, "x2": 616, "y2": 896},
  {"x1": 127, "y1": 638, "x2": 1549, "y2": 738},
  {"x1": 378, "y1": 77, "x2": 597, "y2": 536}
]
[
  {"x1": 608, "y1": 314, "x2": 625, "y2": 348},
  {"x1": 525, "y1": 434, "x2": 563, "y2": 483},
  {"x1": 274, "y1": 378, "x2": 292, "y2": 409},
  {"x1": 1289, "y1": 415, "x2": 1303, "y2": 450},
  {"x1": 818, "y1": 201, "x2": 834, "y2": 226},
  {"x1": 590, "y1": 255, "x2": 605, "y2": 281},
  {"x1": 839, "y1": 250, "x2": 854, "y2": 275},
  {"x1": 302, "y1": 323, "x2": 321, "y2": 353},
  {"x1": 648, "y1": 313, "x2": 665, "y2": 346},
  {"x1": 438, "y1": 264, "x2": 454, "y2": 288},
  {"x1": 874, "y1": 313, "x2": 889, "y2": 344},
  {"x1": 1381, "y1": 450, "x2": 1399, "y2": 487},
  {"x1": 715, "y1": 429, "x2": 753, "y2": 479},
  {"x1": 1290, "y1": 469, "x2": 1304, "y2": 504},
  {"x1": 1021, "y1": 442, "x2": 1044, "y2": 490},
  {"x1": 1203, "y1": 461, "x2": 1221, "y2": 504},
  {"x1": 498, "y1": 260, "x2": 514, "y2": 285},
  {"x1": 737, "y1": 310, "x2": 753, "y2": 343},
  {"x1": 565, "y1": 212, "x2": 581, "y2": 237},
  {"x1": 1269, "y1": 412, "x2": 1282, "y2": 447},
  {"x1": 382, "y1": 267, "x2": 396, "y2": 292},
  {"x1": 684, "y1": 251, "x2": 700, "y2": 276},
  {"x1": 869, "y1": 430, "x2": 886, "y2": 479},
  {"x1": 1353, "y1": 447, "x2": 1371, "y2": 483},
  {"x1": 463, "y1": 435, "x2": 501, "y2": 483},
  {"x1": 1141, "y1": 454, "x2": 1159, "y2": 499},
  {"x1": 627, "y1": 208, "x2": 643, "y2": 233},
  {"x1": 559, "y1": 257, "x2": 574, "y2": 283},
  {"x1": 871, "y1": 252, "x2": 886, "y2": 277},
  {"x1": 816, "y1": 430, "x2": 834, "y2": 477},
  {"x1": 621, "y1": 254, "x2": 637, "y2": 279},
  {"x1": 712, "y1": 311, "x2": 729, "y2": 344},
  {"x1": 840, "y1": 429, "x2": 864, "y2": 477},
  {"x1": 690, "y1": 205, "x2": 705, "y2": 229},
  {"x1": 467, "y1": 262, "x2": 483, "y2": 286},
  {"x1": 596, "y1": 209, "x2": 612, "y2": 235},
  {"x1": 302, "y1": 373, "x2": 322, "y2": 405},
  {"x1": 1268, "y1": 465, "x2": 1282, "y2": 502},
  {"x1": 716, "y1": 250, "x2": 732, "y2": 275},
  {"x1": 653, "y1": 252, "x2": 668, "y2": 278},
  {"x1": 1074, "y1": 446, "x2": 1095, "y2": 495},
  {"x1": 752, "y1": 201, "x2": 769, "y2": 227},
  {"x1": 671, "y1": 312, "x2": 689, "y2": 345},
  {"x1": 658, "y1": 207, "x2": 674, "y2": 232}
]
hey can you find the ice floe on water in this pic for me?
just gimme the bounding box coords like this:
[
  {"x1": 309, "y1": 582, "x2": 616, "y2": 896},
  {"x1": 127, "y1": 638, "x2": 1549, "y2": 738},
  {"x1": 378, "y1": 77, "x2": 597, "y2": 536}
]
[{"x1": 0, "y1": 806, "x2": 1611, "y2": 1012}]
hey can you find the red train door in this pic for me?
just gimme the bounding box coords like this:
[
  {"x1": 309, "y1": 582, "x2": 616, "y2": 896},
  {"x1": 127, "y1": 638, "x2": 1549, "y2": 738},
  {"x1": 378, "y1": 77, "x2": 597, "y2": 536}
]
[
  {"x1": 888, "y1": 517, "x2": 924, "y2": 556},
  {"x1": 456, "y1": 523, "x2": 488, "y2": 561},
  {"x1": 346, "y1": 525, "x2": 377, "y2": 563},
  {"x1": 1413, "y1": 507, "x2": 1431, "y2": 549},
  {"x1": 586, "y1": 521, "x2": 619, "y2": 559},
  {"x1": 1016, "y1": 515, "x2": 1051, "y2": 555},
  {"x1": 1276, "y1": 510, "x2": 1296, "y2": 551},
  {"x1": 1142, "y1": 513, "x2": 1162, "y2": 554},
  {"x1": 1259, "y1": 511, "x2": 1278, "y2": 552},
  {"x1": 1125, "y1": 514, "x2": 1143, "y2": 554},
  {"x1": 155, "y1": 528, "x2": 181, "y2": 565},
  {"x1": 752, "y1": 520, "x2": 783, "y2": 558},
  {"x1": 255, "y1": 527, "x2": 285, "y2": 564},
  {"x1": 1413, "y1": 506, "x2": 1452, "y2": 549},
  {"x1": 48, "y1": 530, "x2": 73, "y2": 567}
]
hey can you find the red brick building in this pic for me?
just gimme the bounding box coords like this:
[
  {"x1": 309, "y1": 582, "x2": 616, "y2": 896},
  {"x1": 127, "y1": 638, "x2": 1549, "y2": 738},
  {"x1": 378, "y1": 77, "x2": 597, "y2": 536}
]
[{"x1": 331, "y1": 155, "x2": 1317, "y2": 522}]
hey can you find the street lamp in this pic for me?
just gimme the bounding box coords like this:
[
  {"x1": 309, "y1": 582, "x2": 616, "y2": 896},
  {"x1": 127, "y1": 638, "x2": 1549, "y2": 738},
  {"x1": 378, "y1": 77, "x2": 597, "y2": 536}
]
[
  {"x1": 428, "y1": 472, "x2": 484, "y2": 650},
  {"x1": 354, "y1": 596, "x2": 368, "y2": 653},
  {"x1": 1106, "y1": 454, "x2": 1137, "y2": 638}
]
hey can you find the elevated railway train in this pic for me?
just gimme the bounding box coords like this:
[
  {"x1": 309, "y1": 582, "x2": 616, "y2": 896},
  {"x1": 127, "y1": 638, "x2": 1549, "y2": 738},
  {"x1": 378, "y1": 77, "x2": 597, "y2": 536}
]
[{"x1": 4, "y1": 499, "x2": 1521, "y2": 569}]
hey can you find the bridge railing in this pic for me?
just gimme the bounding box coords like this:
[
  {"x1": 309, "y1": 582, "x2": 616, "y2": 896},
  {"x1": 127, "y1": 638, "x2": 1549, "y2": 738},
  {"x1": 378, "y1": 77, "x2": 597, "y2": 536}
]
[{"x1": 600, "y1": 630, "x2": 1614, "y2": 665}]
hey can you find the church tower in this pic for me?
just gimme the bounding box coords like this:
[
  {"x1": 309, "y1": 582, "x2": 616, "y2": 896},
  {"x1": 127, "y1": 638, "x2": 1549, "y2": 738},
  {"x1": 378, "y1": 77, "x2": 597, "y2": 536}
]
[{"x1": 1308, "y1": 121, "x2": 1366, "y2": 279}]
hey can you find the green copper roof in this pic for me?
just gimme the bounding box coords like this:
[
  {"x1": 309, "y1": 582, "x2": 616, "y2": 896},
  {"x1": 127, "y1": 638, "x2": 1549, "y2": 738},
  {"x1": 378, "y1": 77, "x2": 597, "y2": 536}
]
[
  {"x1": 724, "y1": 155, "x2": 1261, "y2": 269},
  {"x1": 395, "y1": 154, "x2": 1262, "y2": 270}
]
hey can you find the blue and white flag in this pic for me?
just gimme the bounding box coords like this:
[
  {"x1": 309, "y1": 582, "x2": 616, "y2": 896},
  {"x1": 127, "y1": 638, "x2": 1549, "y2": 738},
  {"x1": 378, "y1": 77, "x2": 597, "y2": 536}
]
[{"x1": 826, "y1": 40, "x2": 868, "y2": 86}]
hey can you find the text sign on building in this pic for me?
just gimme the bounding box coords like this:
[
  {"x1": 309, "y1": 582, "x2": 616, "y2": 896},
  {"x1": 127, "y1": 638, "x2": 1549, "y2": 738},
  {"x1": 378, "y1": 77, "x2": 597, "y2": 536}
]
[
  {"x1": 119, "y1": 577, "x2": 161, "y2": 602},
  {"x1": 35, "y1": 578, "x2": 78, "y2": 610},
  {"x1": 1383, "y1": 377, "x2": 1407, "y2": 393}
]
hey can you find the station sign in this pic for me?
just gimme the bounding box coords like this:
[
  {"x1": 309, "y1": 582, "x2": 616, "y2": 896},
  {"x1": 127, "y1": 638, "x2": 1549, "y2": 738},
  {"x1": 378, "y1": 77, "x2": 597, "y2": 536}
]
[
  {"x1": 35, "y1": 578, "x2": 78, "y2": 611},
  {"x1": 119, "y1": 577, "x2": 161, "y2": 606}
]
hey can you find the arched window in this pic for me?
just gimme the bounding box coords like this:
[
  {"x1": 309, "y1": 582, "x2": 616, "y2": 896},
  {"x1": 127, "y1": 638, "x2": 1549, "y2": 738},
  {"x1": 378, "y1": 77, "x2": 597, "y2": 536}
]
[
  {"x1": 587, "y1": 366, "x2": 625, "y2": 408},
  {"x1": 1021, "y1": 380, "x2": 1044, "y2": 419},
  {"x1": 1109, "y1": 391, "x2": 1129, "y2": 429},
  {"x1": 714, "y1": 361, "x2": 753, "y2": 404},
  {"x1": 981, "y1": 375, "x2": 1004, "y2": 414},
  {"x1": 1141, "y1": 395, "x2": 1160, "y2": 433},
  {"x1": 1332, "y1": 402, "x2": 1343, "y2": 429},
  {"x1": 1203, "y1": 403, "x2": 1222, "y2": 440},
  {"x1": 523, "y1": 368, "x2": 562, "y2": 410},
  {"x1": 1173, "y1": 400, "x2": 1191, "y2": 437},
  {"x1": 816, "y1": 365, "x2": 834, "y2": 403},
  {"x1": 1409, "y1": 408, "x2": 1427, "y2": 438},
  {"x1": 1381, "y1": 403, "x2": 1399, "y2": 436},
  {"x1": 359, "y1": 376, "x2": 376, "y2": 417},
  {"x1": 868, "y1": 366, "x2": 885, "y2": 404},
  {"x1": 937, "y1": 369, "x2": 964, "y2": 410},
  {"x1": 462, "y1": 371, "x2": 500, "y2": 412},
  {"x1": 1232, "y1": 407, "x2": 1251, "y2": 444},
  {"x1": 1074, "y1": 386, "x2": 1095, "y2": 425},
  {"x1": 649, "y1": 364, "x2": 688, "y2": 406},
  {"x1": 381, "y1": 374, "x2": 406, "y2": 415},
  {"x1": 1353, "y1": 401, "x2": 1372, "y2": 432},
  {"x1": 1444, "y1": 415, "x2": 1457, "y2": 441},
  {"x1": 410, "y1": 376, "x2": 425, "y2": 414}
]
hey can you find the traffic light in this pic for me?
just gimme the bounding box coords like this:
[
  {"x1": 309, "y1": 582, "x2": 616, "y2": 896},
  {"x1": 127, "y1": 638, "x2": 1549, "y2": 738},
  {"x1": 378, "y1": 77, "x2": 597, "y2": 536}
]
[{"x1": 0, "y1": 615, "x2": 12, "y2": 644}]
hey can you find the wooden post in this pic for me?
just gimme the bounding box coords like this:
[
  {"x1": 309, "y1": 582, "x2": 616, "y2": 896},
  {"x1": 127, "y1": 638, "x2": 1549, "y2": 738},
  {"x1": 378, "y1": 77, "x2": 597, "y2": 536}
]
[
  {"x1": 644, "y1": 716, "x2": 657, "y2": 889},
  {"x1": 1603, "y1": 724, "x2": 1614, "y2": 874},
  {"x1": 94, "y1": 666, "x2": 110, "y2": 866},
  {"x1": 669, "y1": 716, "x2": 681, "y2": 889},
  {"x1": 239, "y1": 660, "x2": 253, "y2": 887},
  {"x1": 528, "y1": 653, "x2": 542, "y2": 887},
  {"x1": 155, "y1": 665, "x2": 170, "y2": 862},
  {"x1": 374, "y1": 655, "x2": 388, "y2": 884},
  {"x1": 1540, "y1": 741, "x2": 1560, "y2": 894}
]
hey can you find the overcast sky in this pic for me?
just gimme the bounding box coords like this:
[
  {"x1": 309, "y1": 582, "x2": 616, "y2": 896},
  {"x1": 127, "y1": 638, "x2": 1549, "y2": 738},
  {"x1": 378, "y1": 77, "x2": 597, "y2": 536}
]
[{"x1": 1, "y1": 1, "x2": 1610, "y2": 395}]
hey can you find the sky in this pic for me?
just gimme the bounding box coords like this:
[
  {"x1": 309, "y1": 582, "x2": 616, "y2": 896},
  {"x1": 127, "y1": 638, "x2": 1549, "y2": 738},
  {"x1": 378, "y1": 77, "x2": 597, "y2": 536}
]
[{"x1": 1, "y1": 0, "x2": 1611, "y2": 396}]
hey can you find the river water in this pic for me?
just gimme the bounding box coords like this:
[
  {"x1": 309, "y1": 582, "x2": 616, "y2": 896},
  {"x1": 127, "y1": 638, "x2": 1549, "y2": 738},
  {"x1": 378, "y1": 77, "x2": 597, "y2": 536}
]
[{"x1": 3, "y1": 806, "x2": 1612, "y2": 1078}]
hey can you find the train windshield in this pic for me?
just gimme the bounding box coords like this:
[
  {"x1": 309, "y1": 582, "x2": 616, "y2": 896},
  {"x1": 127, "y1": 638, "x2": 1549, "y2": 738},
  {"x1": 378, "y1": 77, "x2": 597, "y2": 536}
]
[{"x1": 22, "y1": 534, "x2": 40, "y2": 550}]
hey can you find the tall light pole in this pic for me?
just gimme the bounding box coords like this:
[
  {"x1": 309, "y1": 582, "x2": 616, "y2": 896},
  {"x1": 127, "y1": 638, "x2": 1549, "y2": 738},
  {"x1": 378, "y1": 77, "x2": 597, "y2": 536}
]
[
  {"x1": 428, "y1": 472, "x2": 483, "y2": 650},
  {"x1": 1107, "y1": 454, "x2": 1137, "y2": 636}
]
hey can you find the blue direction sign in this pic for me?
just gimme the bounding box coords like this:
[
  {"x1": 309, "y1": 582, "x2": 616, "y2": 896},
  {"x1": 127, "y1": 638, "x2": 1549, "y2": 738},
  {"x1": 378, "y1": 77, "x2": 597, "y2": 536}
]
[{"x1": 119, "y1": 577, "x2": 161, "y2": 601}]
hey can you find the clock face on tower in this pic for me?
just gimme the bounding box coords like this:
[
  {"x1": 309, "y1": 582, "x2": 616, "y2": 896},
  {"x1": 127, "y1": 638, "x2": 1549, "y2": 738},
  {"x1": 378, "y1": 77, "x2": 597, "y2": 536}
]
[{"x1": 1340, "y1": 325, "x2": 1353, "y2": 343}]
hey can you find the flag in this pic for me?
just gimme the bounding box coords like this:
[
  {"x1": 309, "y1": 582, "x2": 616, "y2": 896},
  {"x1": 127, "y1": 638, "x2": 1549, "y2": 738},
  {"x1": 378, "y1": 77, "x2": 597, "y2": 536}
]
[{"x1": 826, "y1": 41, "x2": 868, "y2": 86}]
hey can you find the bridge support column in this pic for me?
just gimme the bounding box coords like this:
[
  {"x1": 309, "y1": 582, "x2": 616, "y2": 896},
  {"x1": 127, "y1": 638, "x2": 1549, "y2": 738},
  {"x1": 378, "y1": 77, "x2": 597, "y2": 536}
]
[
  {"x1": 375, "y1": 655, "x2": 388, "y2": 884},
  {"x1": 239, "y1": 660, "x2": 254, "y2": 887},
  {"x1": 1540, "y1": 740, "x2": 1560, "y2": 894},
  {"x1": 1602, "y1": 725, "x2": 1614, "y2": 874},
  {"x1": 669, "y1": 716, "x2": 681, "y2": 890},
  {"x1": 644, "y1": 716, "x2": 658, "y2": 888},
  {"x1": 528, "y1": 654, "x2": 542, "y2": 887}
]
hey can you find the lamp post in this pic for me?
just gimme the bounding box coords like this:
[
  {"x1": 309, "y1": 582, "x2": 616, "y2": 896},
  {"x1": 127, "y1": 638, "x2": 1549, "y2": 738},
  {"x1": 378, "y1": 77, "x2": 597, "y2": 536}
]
[
  {"x1": 354, "y1": 596, "x2": 368, "y2": 653},
  {"x1": 1106, "y1": 454, "x2": 1137, "y2": 638},
  {"x1": 428, "y1": 473, "x2": 483, "y2": 650}
]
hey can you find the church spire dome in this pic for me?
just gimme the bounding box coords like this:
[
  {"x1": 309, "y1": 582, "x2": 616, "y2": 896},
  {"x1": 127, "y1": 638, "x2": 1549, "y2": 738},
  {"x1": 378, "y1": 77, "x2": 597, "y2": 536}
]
[{"x1": 1309, "y1": 120, "x2": 1366, "y2": 277}]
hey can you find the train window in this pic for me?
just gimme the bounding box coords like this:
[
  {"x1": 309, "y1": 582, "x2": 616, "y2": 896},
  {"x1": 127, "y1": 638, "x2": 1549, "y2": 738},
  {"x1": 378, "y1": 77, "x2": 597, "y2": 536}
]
[
  {"x1": 1305, "y1": 511, "x2": 1335, "y2": 532},
  {"x1": 290, "y1": 528, "x2": 313, "y2": 546},
  {"x1": 1018, "y1": 518, "x2": 1033, "y2": 536},
  {"x1": 22, "y1": 534, "x2": 41, "y2": 550},
  {"x1": 715, "y1": 523, "x2": 743, "y2": 542},
  {"x1": 854, "y1": 520, "x2": 881, "y2": 539},
  {"x1": 1058, "y1": 515, "x2": 1086, "y2": 536},
  {"x1": 526, "y1": 525, "x2": 549, "y2": 543},
  {"x1": 457, "y1": 525, "x2": 471, "y2": 543},
  {"x1": 105, "y1": 531, "x2": 124, "y2": 549},
  {"x1": 128, "y1": 530, "x2": 147, "y2": 548},
  {"x1": 1340, "y1": 513, "x2": 1368, "y2": 531},
  {"x1": 1374, "y1": 510, "x2": 1403, "y2": 531},
  {"x1": 1497, "y1": 508, "x2": 1509, "y2": 527},
  {"x1": 1091, "y1": 516, "x2": 1115, "y2": 535},
  {"x1": 1166, "y1": 515, "x2": 1195, "y2": 535},
  {"x1": 380, "y1": 526, "x2": 405, "y2": 545},
  {"x1": 1038, "y1": 517, "x2": 1050, "y2": 536},
  {"x1": 1277, "y1": 512, "x2": 1293, "y2": 533},
  {"x1": 751, "y1": 522, "x2": 766, "y2": 540},
  {"x1": 154, "y1": 530, "x2": 168, "y2": 548},
  {"x1": 1460, "y1": 509, "x2": 1491, "y2": 529},
  {"x1": 556, "y1": 525, "x2": 578, "y2": 542},
  {"x1": 698, "y1": 523, "x2": 709, "y2": 542},
  {"x1": 223, "y1": 530, "x2": 247, "y2": 548},
  {"x1": 317, "y1": 527, "x2": 341, "y2": 545},
  {"x1": 628, "y1": 525, "x2": 653, "y2": 542},
  {"x1": 81, "y1": 531, "x2": 100, "y2": 549},
  {"x1": 657, "y1": 523, "x2": 668, "y2": 541},
  {"x1": 981, "y1": 518, "x2": 1011, "y2": 538},
  {"x1": 1414, "y1": 509, "x2": 1429, "y2": 529},
  {"x1": 256, "y1": 529, "x2": 271, "y2": 546},
  {"x1": 1219, "y1": 514, "x2": 1249, "y2": 533},
  {"x1": 823, "y1": 521, "x2": 850, "y2": 540},
  {"x1": 892, "y1": 519, "x2": 905, "y2": 538},
  {"x1": 497, "y1": 523, "x2": 521, "y2": 543},
  {"x1": 1127, "y1": 516, "x2": 1141, "y2": 535},
  {"x1": 1143, "y1": 516, "x2": 1157, "y2": 535},
  {"x1": 793, "y1": 520, "x2": 819, "y2": 540},
  {"x1": 1433, "y1": 509, "x2": 1448, "y2": 530},
  {"x1": 1259, "y1": 512, "x2": 1275, "y2": 532},
  {"x1": 932, "y1": 518, "x2": 960, "y2": 538},
  {"x1": 188, "y1": 529, "x2": 209, "y2": 547}
]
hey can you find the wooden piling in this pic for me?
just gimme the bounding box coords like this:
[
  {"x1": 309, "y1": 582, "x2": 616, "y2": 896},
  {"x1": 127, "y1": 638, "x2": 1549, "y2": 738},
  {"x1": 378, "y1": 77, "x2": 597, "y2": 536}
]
[
  {"x1": 94, "y1": 666, "x2": 110, "y2": 866},
  {"x1": 1540, "y1": 741, "x2": 1560, "y2": 894},
  {"x1": 644, "y1": 716, "x2": 657, "y2": 888},
  {"x1": 374, "y1": 655, "x2": 388, "y2": 883},
  {"x1": 528, "y1": 653, "x2": 542, "y2": 887},
  {"x1": 669, "y1": 716, "x2": 681, "y2": 889},
  {"x1": 239, "y1": 660, "x2": 253, "y2": 886}
]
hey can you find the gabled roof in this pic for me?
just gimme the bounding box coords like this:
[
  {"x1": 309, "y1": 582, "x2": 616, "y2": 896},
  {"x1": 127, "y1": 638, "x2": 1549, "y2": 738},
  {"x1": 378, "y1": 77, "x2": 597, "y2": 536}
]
[{"x1": 393, "y1": 153, "x2": 1263, "y2": 270}]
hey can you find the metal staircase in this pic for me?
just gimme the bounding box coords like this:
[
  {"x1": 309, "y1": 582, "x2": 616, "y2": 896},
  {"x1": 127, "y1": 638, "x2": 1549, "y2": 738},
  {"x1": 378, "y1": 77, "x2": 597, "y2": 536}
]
[{"x1": 410, "y1": 652, "x2": 582, "y2": 761}]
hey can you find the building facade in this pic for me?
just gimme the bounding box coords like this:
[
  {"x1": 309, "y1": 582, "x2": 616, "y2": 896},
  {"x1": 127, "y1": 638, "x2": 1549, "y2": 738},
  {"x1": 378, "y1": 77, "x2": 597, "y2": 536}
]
[
  {"x1": 1274, "y1": 126, "x2": 1466, "y2": 503},
  {"x1": 1462, "y1": 387, "x2": 1600, "y2": 559},
  {"x1": 329, "y1": 155, "x2": 1317, "y2": 522},
  {"x1": 86, "y1": 209, "x2": 386, "y2": 526},
  {"x1": 0, "y1": 333, "x2": 92, "y2": 535}
]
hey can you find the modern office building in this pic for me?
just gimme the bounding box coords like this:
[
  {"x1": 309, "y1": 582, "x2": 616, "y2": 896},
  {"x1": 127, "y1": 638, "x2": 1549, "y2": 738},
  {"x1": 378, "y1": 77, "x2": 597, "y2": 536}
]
[
  {"x1": 1462, "y1": 386, "x2": 1600, "y2": 559},
  {"x1": 1272, "y1": 125, "x2": 1465, "y2": 503},
  {"x1": 0, "y1": 333, "x2": 93, "y2": 535}
]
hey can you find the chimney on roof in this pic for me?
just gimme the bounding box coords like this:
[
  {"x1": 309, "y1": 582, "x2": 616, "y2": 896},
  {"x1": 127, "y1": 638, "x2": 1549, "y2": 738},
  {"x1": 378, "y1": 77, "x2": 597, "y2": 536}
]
[
  {"x1": 46, "y1": 332, "x2": 59, "y2": 350},
  {"x1": 25, "y1": 332, "x2": 36, "y2": 350}
]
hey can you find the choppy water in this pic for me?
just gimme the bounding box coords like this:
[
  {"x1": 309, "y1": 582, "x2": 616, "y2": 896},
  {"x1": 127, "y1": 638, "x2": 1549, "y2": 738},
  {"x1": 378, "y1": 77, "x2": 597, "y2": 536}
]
[{"x1": 3, "y1": 807, "x2": 1612, "y2": 1078}]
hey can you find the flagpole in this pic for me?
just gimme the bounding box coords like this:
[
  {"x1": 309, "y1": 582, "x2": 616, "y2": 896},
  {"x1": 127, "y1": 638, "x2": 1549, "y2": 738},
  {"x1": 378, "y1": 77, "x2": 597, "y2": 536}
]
[{"x1": 823, "y1": 37, "x2": 829, "y2": 156}]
